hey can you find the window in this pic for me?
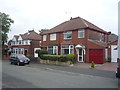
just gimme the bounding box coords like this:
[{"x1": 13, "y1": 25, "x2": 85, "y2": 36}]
[
  {"x1": 78, "y1": 29, "x2": 84, "y2": 38},
  {"x1": 48, "y1": 46, "x2": 58, "y2": 55},
  {"x1": 25, "y1": 40, "x2": 28, "y2": 45},
  {"x1": 61, "y1": 45, "x2": 74, "y2": 55},
  {"x1": 63, "y1": 31, "x2": 72, "y2": 39},
  {"x1": 22, "y1": 41, "x2": 24, "y2": 45},
  {"x1": 50, "y1": 33, "x2": 56, "y2": 41},
  {"x1": 19, "y1": 40, "x2": 22, "y2": 45},
  {"x1": 43, "y1": 35, "x2": 47, "y2": 41}
]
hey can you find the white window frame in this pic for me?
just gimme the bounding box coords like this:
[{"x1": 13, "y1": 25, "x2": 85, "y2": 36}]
[
  {"x1": 48, "y1": 46, "x2": 58, "y2": 55},
  {"x1": 63, "y1": 31, "x2": 72, "y2": 39},
  {"x1": 61, "y1": 45, "x2": 74, "y2": 55},
  {"x1": 12, "y1": 48, "x2": 24, "y2": 54},
  {"x1": 78, "y1": 29, "x2": 85, "y2": 38},
  {"x1": 43, "y1": 35, "x2": 47, "y2": 41},
  {"x1": 50, "y1": 33, "x2": 56, "y2": 41}
]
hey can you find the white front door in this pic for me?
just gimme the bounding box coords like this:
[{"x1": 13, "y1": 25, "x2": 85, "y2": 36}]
[
  {"x1": 78, "y1": 48, "x2": 83, "y2": 62},
  {"x1": 34, "y1": 48, "x2": 41, "y2": 57}
]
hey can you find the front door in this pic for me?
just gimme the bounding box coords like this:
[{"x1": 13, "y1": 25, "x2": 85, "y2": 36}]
[{"x1": 78, "y1": 48, "x2": 83, "y2": 62}]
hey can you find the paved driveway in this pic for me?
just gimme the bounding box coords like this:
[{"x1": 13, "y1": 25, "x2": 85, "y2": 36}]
[{"x1": 73, "y1": 62, "x2": 117, "y2": 71}]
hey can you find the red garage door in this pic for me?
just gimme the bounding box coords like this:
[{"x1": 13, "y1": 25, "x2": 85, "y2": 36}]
[{"x1": 89, "y1": 49, "x2": 103, "y2": 64}]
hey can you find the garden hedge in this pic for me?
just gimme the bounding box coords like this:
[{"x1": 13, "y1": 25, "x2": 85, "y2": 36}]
[{"x1": 40, "y1": 54, "x2": 76, "y2": 63}]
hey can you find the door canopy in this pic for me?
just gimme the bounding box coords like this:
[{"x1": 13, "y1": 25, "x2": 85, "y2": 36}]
[{"x1": 75, "y1": 44, "x2": 85, "y2": 49}]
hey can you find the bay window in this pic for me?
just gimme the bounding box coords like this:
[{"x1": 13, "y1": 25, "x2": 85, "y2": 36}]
[
  {"x1": 61, "y1": 45, "x2": 74, "y2": 55},
  {"x1": 48, "y1": 46, "x2": 58, "y2": 55}
]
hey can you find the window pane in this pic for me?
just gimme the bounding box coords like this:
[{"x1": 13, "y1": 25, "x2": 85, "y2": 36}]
[
  {"x1": 50, "y1": 33, "x2": 56, "y2": 41},
  {"x1": 62, "y1": 45, "x2": 69, "y2": 49},
  {"x1": 43, "y1": 35, "x2": 46, "y2": 41},
  {"x1": 78, "y1": 30, "x2": 84, "y2": 38},
  {"x1": 70, "y1": 49, "x2": 74, "y2": 54},
  {"x1": 62, "y1": 49, "x2": 69, "y2": 55},
  {"x1": 64, "y1": 32, "x2": 72, "y2": 39}
]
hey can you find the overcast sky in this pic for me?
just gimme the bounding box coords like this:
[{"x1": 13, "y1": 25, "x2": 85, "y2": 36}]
[{"x1": 0, "y1": 0, "x2": 119, "y2": 40}]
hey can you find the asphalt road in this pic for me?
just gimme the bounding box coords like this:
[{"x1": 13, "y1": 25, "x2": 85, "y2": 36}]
[{"x1": 2, "y1": 60, "x2": 119, "y2": 88}]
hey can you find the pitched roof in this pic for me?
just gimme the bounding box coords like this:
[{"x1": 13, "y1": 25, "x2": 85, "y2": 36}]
[
  {"x1": 21, "y1": 30, "x2": 41, "y2": 40},
  {"x1": 14, "y1": 35, "x2": 19, "y2": 40},
  {"x1": 13, "y1": 30, "x2": 41, "y2": 41},
  {"x1": 108, "y1": 33, "x2": 118, "y2": 43},
  {"x1": 89, "y1": 39, "x2": 107, "y2": 47},
  {"x1": 42, "y1": 17, "x2": 108, "y2": 34}
]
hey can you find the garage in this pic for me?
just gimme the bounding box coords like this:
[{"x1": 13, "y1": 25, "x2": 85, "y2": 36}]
[
  {"x1": 89, "y1": 49, "x2": 103, "y2": 64},
  {"x1": 111, "y1": 45, "x2": 118, "y2": 62}
]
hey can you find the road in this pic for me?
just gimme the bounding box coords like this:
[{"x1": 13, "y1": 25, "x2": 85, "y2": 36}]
[{"x1": 2, "y1": 60, "x2": 119, "y2": 88}]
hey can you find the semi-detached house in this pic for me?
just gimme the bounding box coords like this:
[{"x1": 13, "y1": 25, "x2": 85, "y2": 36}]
[
  {"x1": 41, "y1": 17, "x2": 109, "y2": 64},
  {"x1": 10, "y1": 30, "x2": 41, "y2": 57}
]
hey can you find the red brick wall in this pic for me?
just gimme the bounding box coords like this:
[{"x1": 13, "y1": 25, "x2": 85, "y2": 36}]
[{"x1": 30, "y1": 40, "x2": 41, "y2": 55}]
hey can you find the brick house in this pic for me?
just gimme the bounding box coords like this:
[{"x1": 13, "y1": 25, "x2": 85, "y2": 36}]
[
  {"x1": 41, "y1": 17, "x2": 109, "y2": 64},
  {"x1": 9, "y1": 30, "x2": 41, "y2": 57}
]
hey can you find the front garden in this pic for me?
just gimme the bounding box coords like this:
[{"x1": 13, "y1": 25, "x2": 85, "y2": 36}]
[{"x1": 35, "y1": 50, "x2": 76, "y2": 66}]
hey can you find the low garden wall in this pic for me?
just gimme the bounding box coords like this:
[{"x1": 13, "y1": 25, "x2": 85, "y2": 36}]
[
  {"x1": 39, "y1": 54, "x2": 76, "y2": 66},
  {"x1": 40, "y1": 59, "x2": 71, "y2": 66}
]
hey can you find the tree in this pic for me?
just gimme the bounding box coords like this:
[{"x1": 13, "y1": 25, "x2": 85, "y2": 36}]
[
  {"x1": 39, "y1": 29, "x2": 49, "y2": 34},
  {"x1": 0, "y1": 12, "x2": 14, "y2": 45}
]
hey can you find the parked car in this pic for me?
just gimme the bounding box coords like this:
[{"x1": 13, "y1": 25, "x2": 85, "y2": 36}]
[
  {"x1": 116, "y1": 58, "x2": 120, "y2": 78},
  {"x1": 9, "y1": 54, "x2": 30, "y2": 66}
]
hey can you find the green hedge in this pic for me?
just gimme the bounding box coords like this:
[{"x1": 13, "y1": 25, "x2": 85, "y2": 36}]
[
  {"x1": 40, "y1": 54, "x2": 76, "y2": 63},
  {"x1": 66, "y1": 54, "x2": 76, "y2": 64},
  {"x1": 35, "y1": 50, "x2": 48, "y2": 57}
]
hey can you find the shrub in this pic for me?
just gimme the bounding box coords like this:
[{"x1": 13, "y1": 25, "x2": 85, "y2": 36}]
[
  {"x1": 104, "y1": 58, "x2": 107, "y2": 63},
  {"x1": 91, "y1": 61, "x2": 95, "y2": 68},
  {"x1": 66, "y1": 54, "x2": 76, "y2": 64},
  {"x1": 40, "y1": 54, "x2": 69, "y2": 62},
  {"x1": 107, "y1": 56, "x2": 111, "y2": 62},
  {"x1": 35, "y1": 50, "x2": 48, "y2": 57},
  {"x1": 40, "y1": 54, "x2": 59, "y2": 61},
  {"x1": 59, "y1": 55, "x2": 67, "y2": 62}
]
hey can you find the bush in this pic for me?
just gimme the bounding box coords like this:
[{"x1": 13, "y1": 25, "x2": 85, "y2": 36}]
[
  {"x1": 91, "y1": 61, "x2": 95, "y2": 68},
  {"x1": 59, "y1": 55, "x2": 67, "y2": 62},
  {"x1": 35, "y1": 50, "x2": 48, "y2": 57},
  {"x1": 107, "y1": 56, "x2": 111, "y2": 62},
  {"x1": 66, "y1": 54, "x2": 76, "y2": 64},
  {"x1": 104, "y1": 58, "x2": 107, "y2": 63},
  {"x1": 40, "y1": 54, "x2": 59, "y2": 61},
  {"x1": 40, "y1": 54, "x2": 70, "y2": 62}
]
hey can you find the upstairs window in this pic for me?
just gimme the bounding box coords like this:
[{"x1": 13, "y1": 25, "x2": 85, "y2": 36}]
[
  {"x1": 43, "y1": 35, "x2": 47, "y2": 41},
  {"x1": 50, "y1": 33, "x2": 56, "y2": 41},
  {"x1": 78, "y1": 29, "x2": 84, "y2": 38},
  {"x1": 63, "y1": 31, "x2": 72, "y2": 39}
]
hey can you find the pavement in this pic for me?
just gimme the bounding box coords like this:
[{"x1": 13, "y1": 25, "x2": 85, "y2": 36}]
[{"x1": 73, "y1": 62, "x2": 117, "y2": 71}]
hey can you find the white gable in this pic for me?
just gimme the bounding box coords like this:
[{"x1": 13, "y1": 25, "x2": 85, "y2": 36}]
[
  {"x1": 12, "y1": 36, "x2": 17, "y2": 41},
  {"x1": 18, "y1": 35, "x2": 22, "y2": 40}
]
